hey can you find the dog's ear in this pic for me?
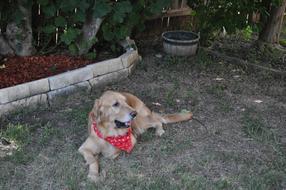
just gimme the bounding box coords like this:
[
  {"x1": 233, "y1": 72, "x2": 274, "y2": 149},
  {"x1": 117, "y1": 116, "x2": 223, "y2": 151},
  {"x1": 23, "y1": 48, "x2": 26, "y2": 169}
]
[
  {"x1": 92, "y1": 99, "x2": 102, "y2": 121},
  {"x1": 88, "y1": 99, "x2": 102, "y2": 133}
]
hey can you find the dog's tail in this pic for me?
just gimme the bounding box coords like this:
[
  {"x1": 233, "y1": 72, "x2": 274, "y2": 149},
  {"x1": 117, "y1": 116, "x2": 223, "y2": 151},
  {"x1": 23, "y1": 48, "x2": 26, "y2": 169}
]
[{"x1": 160, "y1": 112, "x2": 193, "y2": 124}]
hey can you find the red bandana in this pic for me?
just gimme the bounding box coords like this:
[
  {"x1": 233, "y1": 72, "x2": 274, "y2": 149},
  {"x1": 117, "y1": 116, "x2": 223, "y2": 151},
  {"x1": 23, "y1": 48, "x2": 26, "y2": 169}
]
[{"x1": 92, "y1": 122, "x2": 134, "y2": 153}]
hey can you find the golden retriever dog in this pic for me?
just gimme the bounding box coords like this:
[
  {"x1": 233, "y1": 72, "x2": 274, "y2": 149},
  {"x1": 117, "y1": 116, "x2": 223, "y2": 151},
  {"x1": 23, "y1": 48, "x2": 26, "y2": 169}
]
[{"x1": 78, "y1": 91, "x2": 193, "y2": 182}]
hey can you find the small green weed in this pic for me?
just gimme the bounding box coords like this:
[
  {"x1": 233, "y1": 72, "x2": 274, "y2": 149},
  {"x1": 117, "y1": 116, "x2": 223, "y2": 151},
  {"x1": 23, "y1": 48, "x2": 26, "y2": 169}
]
[
  {"x1": 181, "y1": 174, "x2": 233, "y2": 190},
  {"x1": 240, "y1": 170, "x2": 285, "y2": 190},
  {"x1": 241, "y1": 111, "x2": 286, "y2": 174},
  {"x1": 84, "y1": 52, "x2": 97, "y2": 60},
  {"x1": 242, "y1": 114, "x2": 277, "y2": 143},
  {"x1": 194, "y1": 50, "x2": 213, "y2": 70},
  {"x1": 159, "y1": 138, "x2": 176, "y2": 154},
  {"x1": 206, "y1": 84, "x2": 226, "y2": 97},
  {"x1": 279, "y1": 38, "x2": 286, "y2": 47},
  {"x1": 140, "y1": 129, "x2": 156, "y2": 141},
  {"x1": 66, "y1": 107, "x2": 89, "y2": 126},
  {"x1": 49, "y1": 64, "x2": 57, "y2": 73},
  {"x1": 242, "y1": 25, "x2": 253, "y2": 41},
  {"x1": 214, "y1": 178, "x2": 233, "y2": 190},
  {"x1": 166, "y1": 88, "x2": 176, "y2": 106},
  {"x1": 1, "y1": 124, "x2": 30, "y2": 145},
  {"x1": 7, "y1": 149, "x2": 34, "y2": 164},
  {"x1": 147, "y1": 176, "x2": 176, "y2": 190},
  {"x1": 1, "y1": 124, "x2": 35, "y2": 164},
  {"x1": 185, "y1": 88, "x2": 200, "y2": 107},
  {"x1": 65, "y1": 175, "x2": 82, "y2": 190},
  {"x1": 187, "y1": 88, "x2": 194, "y2": 97},
  {"x1": 217, "y1": 101, "x2": 233, "y2": 113},
  {"x1": 167, "y1": 56, "x2": 179, "y2": 65},
  {"x1": 159, "y1": 135, "x2": 192, "y2": 155},
  {"x1": 39, "y1": 123, "x2": 61, "y2": 145},
  {"x1": 165, "y1": 81, "x2": 179, "y2": 106},
  {"x1": 164, "y1": 56, "x2": 186, "y2": 66}
]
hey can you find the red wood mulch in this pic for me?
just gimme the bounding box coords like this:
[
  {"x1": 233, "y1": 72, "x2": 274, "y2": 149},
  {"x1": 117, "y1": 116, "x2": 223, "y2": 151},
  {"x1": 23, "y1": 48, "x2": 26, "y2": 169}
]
[{"x1": 0, "y1": 55, "x2": 92, "y2": 89}]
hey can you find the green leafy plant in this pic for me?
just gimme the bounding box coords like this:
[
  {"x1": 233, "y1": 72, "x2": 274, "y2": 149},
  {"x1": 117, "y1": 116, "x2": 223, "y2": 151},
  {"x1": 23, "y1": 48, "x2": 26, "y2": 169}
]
[
  {"x1": 99, "y1": 0, "x2": 171, "y2": 44},
  {"x1": 187, "y1": 0, "x2": 285, "y2": 44},
  {"x1": 85, "y1": 52, "x2": 97, "y2": 60},
  {"x1": 242, "y1": 25, "x2": 253, "y2": 41},
  {"x1": 280, "y1": 39, "x2": 286, "y2": 47},
  {"x1": 0, "y1": 0, "x2": 172, "y2": 56}
]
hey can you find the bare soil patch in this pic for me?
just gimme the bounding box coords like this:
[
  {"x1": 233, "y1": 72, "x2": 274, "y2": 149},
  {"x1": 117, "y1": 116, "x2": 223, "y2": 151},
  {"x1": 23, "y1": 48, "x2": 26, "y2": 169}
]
[{"x1": 211, "y1": 36, "x2": 286, "y2": 73}]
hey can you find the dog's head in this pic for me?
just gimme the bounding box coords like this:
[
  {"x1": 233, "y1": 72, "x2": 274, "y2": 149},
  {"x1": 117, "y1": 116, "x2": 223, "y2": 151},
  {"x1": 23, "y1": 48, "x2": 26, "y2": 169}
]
[{"x1": 92, "y1": 91, "x2": 137, "y2": 129}]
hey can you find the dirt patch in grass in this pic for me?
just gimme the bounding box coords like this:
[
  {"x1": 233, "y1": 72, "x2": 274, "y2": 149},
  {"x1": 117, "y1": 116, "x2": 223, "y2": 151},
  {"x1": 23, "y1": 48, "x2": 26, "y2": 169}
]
[
  {"x1": 211, "y1": 36, "x2": 286, "y2": 73},
  {"x1": 0, "y1": 41, "x2": 285, "y2": 189}
]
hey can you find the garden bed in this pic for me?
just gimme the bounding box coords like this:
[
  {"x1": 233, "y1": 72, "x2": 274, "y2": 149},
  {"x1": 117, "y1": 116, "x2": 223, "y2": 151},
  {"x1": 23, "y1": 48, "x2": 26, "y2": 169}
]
[
  {"x1": 0, "y1": 55, "x2": 91, "y2": 89},
  {"x1": 0, "y1": 49, "x2": 141, "y2": 116}
]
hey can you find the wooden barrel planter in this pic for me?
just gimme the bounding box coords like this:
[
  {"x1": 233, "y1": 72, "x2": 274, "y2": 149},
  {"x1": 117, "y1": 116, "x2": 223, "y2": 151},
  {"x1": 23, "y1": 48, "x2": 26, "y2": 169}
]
[{"x1": 162, "y1": 31, "x2": 200, "y2": 56}]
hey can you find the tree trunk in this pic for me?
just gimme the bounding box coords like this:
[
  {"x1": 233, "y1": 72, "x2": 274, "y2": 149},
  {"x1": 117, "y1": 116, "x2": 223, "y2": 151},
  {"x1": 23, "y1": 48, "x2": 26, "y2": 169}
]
[
  {"x1": 0, "y1": 35, "x2": 14, "y2": 55},
  {"x1": 259, "y1": 0, "x2": 286, "y2": 43},
  {"x1": 75, "y1": 0, "x2": 103, "y2": 55},
  {"x1": 15, "y1": 0, "x2": 34, "y2": 56},
  {"x1": 0, "y1": 0, "x2": 34, "y2": 56},
  {"x1": 76, "y1": 16, "x2": 103, "y2": 55}
]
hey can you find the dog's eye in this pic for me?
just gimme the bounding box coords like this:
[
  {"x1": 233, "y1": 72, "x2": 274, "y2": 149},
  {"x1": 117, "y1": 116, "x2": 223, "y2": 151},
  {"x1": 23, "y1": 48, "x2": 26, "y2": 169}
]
[{"x1": 113, "y1": 102, "x2": 119, "y2": 107}]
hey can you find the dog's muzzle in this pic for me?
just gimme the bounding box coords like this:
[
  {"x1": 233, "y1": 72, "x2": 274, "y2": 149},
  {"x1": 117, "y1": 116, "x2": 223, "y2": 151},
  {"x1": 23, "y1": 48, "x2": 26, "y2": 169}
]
[
  {"x1": 114, "y1": 120, "x2": 132, "y2": 128},
  {"x1": 115, "y1": 111, "x2": 137, "y2": 128}
]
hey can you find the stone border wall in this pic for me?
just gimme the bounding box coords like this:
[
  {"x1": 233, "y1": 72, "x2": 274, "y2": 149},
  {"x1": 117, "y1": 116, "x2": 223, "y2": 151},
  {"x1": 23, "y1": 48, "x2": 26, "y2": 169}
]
[{"x1": 0, "y1": 50, "x2": 141, "y2": 116}]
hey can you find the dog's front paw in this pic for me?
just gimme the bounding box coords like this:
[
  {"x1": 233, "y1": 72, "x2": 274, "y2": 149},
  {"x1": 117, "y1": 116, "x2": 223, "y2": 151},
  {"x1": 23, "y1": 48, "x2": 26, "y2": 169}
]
[
  {"x1": 156, "y1": 129, "x2": 165, "y2": 136},
  {"x1": 88, "y1": 173, "x2": 100, "y2": 183}
]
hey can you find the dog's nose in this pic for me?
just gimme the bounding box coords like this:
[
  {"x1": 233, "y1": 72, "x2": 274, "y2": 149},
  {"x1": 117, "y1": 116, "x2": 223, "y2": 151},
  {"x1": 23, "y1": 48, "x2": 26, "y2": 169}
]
[{"x1": 130, "y1": 111, "x2": 137, "y2": 119}]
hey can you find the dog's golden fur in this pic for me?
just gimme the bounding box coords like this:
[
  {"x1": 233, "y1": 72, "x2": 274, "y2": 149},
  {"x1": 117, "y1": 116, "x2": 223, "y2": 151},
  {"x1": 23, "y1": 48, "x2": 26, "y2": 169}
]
[{"x1": 78, "y1": 91, "x2": 192, "y2": 182}]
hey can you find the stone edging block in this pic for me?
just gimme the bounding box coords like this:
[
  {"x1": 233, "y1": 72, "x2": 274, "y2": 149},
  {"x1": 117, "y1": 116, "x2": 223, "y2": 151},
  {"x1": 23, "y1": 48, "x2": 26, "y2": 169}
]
[
  {"x1": 0, "y1": 78, "x2": 49, "y2": 104},
  {"x1": 87, "y1": 57, "x2": 124, "y2": 77},
  {"x1": 0, "y1": 49, "x2": 140, "y2": 117},
  {"x1": 89, "y1": 68, "x2": 129, "y2": 87},
  {"x1": 121, "y1": 50, "x2": 139, "y2": 68},
  {"x1": 48, "y1": 81, "x2": 91, "y2": 101},
  {"x1": 48, "y1": 66, "x2": 93, "y2": 90}
]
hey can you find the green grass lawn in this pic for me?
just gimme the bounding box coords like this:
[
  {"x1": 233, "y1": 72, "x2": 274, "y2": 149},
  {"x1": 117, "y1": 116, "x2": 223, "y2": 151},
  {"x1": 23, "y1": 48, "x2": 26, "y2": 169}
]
[{"x1": 1, "y1": 49, "x2": 285, "y2": 190}]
